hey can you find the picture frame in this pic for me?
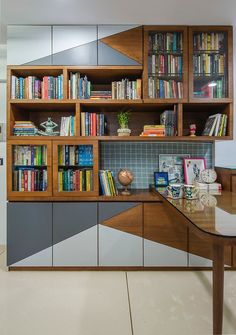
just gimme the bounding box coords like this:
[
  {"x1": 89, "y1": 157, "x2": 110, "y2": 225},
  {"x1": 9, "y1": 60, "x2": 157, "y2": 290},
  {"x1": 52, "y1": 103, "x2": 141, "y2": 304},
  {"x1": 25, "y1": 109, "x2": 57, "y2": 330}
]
[
  {"x1": 159, "y1": 154, "x2": 190, "y2": 184},
  {"x1": 154, "y1": 172, "x2": 169, "y2": 187},
  {"x1": 183, "y1": 158, "x2": 206, "y2": 185}
]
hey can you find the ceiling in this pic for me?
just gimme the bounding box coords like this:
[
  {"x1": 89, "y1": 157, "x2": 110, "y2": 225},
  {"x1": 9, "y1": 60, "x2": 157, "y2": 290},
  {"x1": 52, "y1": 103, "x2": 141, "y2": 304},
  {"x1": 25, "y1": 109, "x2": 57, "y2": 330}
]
[{"x1": 1, "y1": 0, "x2": 236, "y2": 44}]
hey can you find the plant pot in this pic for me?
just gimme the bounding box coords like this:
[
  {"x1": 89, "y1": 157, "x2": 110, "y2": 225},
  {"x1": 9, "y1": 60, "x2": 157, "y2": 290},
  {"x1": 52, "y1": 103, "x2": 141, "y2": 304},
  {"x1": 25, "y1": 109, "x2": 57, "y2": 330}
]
[{"x1": 117, "y1": 128, "x2": 131, "y2": 136}]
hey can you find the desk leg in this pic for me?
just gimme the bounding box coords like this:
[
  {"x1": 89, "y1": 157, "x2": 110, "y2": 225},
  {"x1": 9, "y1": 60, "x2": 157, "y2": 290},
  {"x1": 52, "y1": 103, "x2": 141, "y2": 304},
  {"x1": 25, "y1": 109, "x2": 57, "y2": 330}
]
[{"x1": 213, "y1": 243, "x2": 224, "y2": 335}]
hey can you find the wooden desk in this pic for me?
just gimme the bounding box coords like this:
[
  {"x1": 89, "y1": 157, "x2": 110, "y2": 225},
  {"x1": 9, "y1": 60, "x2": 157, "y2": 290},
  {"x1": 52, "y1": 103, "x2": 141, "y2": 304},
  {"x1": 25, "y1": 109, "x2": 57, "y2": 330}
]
[{"x1": 157, "y1": 190, "x2": 236, "y2": 335}]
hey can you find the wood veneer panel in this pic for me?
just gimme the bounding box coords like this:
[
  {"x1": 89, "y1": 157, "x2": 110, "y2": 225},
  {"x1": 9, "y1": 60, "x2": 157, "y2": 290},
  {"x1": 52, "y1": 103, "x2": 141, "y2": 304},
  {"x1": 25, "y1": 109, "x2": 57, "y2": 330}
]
[
  {"x1": 101, "y1": 204, "x2": 143, "y2": 237},
  {"x1": 144, "y1": 202, "x2": 188, "y2": 252},
  {"x1": 100, "y1": 26, "x2": 143, "y2": 64}
]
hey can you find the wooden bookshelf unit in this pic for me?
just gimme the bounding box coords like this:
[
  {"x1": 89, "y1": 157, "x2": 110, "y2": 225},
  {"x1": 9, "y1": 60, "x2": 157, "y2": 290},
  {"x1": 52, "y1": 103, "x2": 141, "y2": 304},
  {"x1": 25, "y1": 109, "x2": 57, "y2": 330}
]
[{"x1": 6, "y1": 25, "x2": 235, "y2": 271}]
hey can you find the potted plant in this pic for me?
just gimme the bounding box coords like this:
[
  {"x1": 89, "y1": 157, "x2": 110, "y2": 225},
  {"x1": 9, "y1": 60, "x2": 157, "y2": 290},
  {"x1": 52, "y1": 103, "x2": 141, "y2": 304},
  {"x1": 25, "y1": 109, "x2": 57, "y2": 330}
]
[{"x1": 117, "y1": 110, "x2": 131, "y2": 136}]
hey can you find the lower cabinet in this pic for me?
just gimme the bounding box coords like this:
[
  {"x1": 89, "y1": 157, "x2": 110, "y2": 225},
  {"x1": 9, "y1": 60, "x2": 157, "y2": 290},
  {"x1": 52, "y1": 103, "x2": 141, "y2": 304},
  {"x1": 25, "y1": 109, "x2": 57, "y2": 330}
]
[
  {"x1": 7, "y1": 202, "x2": 53, "y2": 266},
  {"x1": 98, "y1": 202, "x2": 143, "y2": 266},
  {"x1": 143, "y1": 203, "x2": 188, "y2": 266},
  {"x1": 53, "y1": 203, "x2": 97, "y2": 266}
]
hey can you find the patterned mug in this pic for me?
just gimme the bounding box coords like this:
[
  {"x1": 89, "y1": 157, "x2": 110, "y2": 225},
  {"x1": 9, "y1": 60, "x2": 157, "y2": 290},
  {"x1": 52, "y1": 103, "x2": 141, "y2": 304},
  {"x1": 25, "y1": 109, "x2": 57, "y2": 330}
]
[
  {"x1": 184, "y1": 184, "x2": 199, "y2": 200},
  {"x1": 167, "y1": 184, "x2": 184, "y2": 199}
]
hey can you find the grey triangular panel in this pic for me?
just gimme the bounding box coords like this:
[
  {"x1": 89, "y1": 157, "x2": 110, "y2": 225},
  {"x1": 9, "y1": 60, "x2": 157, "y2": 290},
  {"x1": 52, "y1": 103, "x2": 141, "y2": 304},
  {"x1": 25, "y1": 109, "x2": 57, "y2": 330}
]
[
  {"x1": 7, "y1": 203, "x2": 52, "y2": 266},
  {"x1": 23, "y1": 54, "x2": 52, "y2": 65},
  {"x1": 52, "y1": 41, "x2": 97, "y2": 65},
  {"x1": 98, "y1": 41, "x2": 140, "y2": 66},
  {"x1": 99, "y1": 202, "x2": 140, "y2": 224},
  {"x1": 53, "y1": 203, "x2": 97, "y2": 245}
]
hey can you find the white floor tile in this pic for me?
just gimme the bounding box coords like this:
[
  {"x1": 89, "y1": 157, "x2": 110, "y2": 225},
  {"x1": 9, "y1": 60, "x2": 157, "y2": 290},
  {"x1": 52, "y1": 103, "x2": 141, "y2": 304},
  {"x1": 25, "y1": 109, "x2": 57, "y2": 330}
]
[
  {"x1": 127, "y1": 271, "x2": 236, "y2": 335},
  {"x1": 0, "y1": 252, "x2": 132, "y2": 335}
]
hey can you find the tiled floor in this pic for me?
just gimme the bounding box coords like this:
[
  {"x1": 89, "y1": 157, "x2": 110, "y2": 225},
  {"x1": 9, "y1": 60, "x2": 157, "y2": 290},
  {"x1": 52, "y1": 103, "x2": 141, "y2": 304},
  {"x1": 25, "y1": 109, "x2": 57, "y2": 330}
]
[{"x1": 0, "y1": 250, "x2": 236, "y2": 335}]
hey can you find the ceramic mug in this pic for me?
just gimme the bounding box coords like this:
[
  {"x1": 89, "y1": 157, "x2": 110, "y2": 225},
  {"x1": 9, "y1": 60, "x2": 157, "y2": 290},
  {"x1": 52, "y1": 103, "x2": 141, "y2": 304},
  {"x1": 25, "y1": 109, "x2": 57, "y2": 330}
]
[
  {"x1": 167, "y1": 184, "x2": 183, "y2": 199},
  {"x1": 183, "y1": 184, "x2": 199, "y2": 200}
]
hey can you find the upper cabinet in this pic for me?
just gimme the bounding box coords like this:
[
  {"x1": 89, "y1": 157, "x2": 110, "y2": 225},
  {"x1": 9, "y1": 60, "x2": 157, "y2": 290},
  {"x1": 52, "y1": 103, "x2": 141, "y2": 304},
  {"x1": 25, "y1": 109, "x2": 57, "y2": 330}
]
[
  {"x1": 52, "y1": 26, "x2": 97, "y2": 66},
  {"x1": 143, "y1": 26, "x2": 188, "y2": 102},
  {"x1": 98, "y1": 25, "x2": 143, "y2": 66},
  {"x1": 188, "y1": 26, "x2": 233, "y2": 102}
]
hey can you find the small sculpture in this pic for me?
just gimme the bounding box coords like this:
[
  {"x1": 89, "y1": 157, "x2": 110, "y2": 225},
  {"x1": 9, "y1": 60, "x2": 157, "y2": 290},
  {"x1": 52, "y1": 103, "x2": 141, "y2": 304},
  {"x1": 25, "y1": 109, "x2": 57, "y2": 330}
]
[
  {"x1": 117, "y1": 169, "x2": 134, "y2": 195},
  {"x1": 38, "y1": 117, "x2": 59, "y2": 136},
  {"x1": 189, "y1": 124, "x2": 196, "y2": 136}
]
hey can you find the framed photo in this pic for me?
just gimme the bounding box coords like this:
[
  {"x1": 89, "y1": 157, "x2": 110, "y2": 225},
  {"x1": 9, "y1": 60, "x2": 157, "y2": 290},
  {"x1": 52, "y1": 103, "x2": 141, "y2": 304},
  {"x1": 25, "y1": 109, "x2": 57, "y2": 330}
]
[
  {"x1": 154, "y1": 172, "x2": 169, "y2": 187},
  {"x1": 159, "y1": 154, "x2": 190, "y2": 184},
  {"x1": 183, "y1": 158, "x2": 206, "y2": 184}
]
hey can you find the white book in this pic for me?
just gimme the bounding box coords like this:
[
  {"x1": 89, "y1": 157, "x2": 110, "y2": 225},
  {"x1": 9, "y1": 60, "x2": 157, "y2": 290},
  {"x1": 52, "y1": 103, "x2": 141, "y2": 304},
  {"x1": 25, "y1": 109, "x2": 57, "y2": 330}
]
[
  {"x1": 11, "y1": 75, "x2": 16, "y2": 99},
  {"x1": 214, "y1": 114, "x2": 222, "y2": 136},
  {"x1": 209, "y1": 114, "x2": 221, "y2": 136}
]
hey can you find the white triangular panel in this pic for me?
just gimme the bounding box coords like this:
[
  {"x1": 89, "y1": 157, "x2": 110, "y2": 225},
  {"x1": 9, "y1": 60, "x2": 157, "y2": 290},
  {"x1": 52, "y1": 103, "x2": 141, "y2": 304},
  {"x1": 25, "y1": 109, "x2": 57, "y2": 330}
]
[
  {"x1": 53, "y1": 226, "x2": 97, "y2": 266},
  {"x1": 98, "y1": 25, "x2": 140, "y2": 40},
  {"x1": 144, "y1": 239, "x2": 187, "y2": 266},
  {"x1": 11, "y1": 246, "x2": 52, "y2": 267},
  {"x1": 99, "y1": 225, "x2": 142, "y2": 266},
  {"x1": 53, "y1": 26, "x2": 97, "y2": 54},
  {"x1": 188, "y1": 253, "x2": 212, "y2": 267}
]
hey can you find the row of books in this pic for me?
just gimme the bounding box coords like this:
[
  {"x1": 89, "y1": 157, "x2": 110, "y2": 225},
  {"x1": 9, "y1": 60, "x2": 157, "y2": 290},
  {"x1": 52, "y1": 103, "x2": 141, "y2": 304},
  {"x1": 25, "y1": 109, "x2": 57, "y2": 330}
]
[
  {"x1": 90, "y1": 90, "x2": 112, "y2": 99},
  {"x1": 160, "y1": 109, "x2": 177, "y2": 136},
  {"x1": 193, "y1": 54, "x2": 225, "y2": 75},
  {"x1": 81, "y1": 113, "x2": 105, "y2": 136},
  {"x1": 60, "y1": 116, "x2": 76, "y2": 136},
  {"x1": 149, "y1": 32, "x2": 183, "y2": 52},
  {"x1": 193, "y1": 32, "x2": 225, "y2": 51},
  {"x1": 58, "y1": 168, "x2": 93, "y2": 192},
  {"x1": 13, "y1": 121, "x2": 38, "y2": 136},
  {"x1": 202, "y1": 113, "x2": 228, "y2": 136},
  {"x1": 140, "y1": 125, "x2": 165, "y2": 137},
  {"x1": 13, "y1": 145, "x2": 47, "y2": 166},
  {"x1": 148, "y1": 78, "x2": 183, "y2": 98},
  {"x1": 13, "y1": 168, "x2": 47, "y2": 191},
  {"x1": 111, "y1": 79, "x2": 142, "y2": 100},
  {"x1": 99, "y1": 170, "x2": 118, "y2": 196},
  {"x1": 68, "y1": 72, "x2": 91, "y2": 99},
  {"x1": 195, "y1": 79, "x2": 226, "y2": 98},
  {"x1": 58, "y1": 145, "x2": 93, "y2": 166},
  {"x1": 11, "y1": 75, "x2": 64, "y2": 99},
  {"x1": 149, "y1": 54, "x2": 183, "y2": 75}
]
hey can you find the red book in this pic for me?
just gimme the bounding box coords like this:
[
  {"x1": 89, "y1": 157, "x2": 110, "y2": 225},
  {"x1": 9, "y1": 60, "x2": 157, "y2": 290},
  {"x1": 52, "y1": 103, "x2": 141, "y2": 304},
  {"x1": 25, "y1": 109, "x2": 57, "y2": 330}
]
[
  {"x1": 43, "y1": 76, "x2": 48, "y2": 100},
  {"x1": 92, "y1": 113, "x2": 97, "y2": 136},
  {"x1": 31, "y1": 170, "x2": 35, "y2": 191}
]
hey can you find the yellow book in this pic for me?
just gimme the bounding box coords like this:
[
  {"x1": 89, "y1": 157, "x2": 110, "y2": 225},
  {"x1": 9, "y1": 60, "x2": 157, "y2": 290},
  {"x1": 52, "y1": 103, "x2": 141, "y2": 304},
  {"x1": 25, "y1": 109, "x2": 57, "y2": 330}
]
[
  {"x1": 86, "y1": 170, "x2": 90, "y2": 191},
  {"x1": 80, "y1": 170, "x2": 83, "y2": 191}
]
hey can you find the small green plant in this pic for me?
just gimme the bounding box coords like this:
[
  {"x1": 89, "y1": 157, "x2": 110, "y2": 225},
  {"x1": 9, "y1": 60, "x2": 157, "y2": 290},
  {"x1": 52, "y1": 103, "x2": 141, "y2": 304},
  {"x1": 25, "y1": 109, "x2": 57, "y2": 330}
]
[{"x1": 117, "y1": 111, "x2": 130, "y2": 129}]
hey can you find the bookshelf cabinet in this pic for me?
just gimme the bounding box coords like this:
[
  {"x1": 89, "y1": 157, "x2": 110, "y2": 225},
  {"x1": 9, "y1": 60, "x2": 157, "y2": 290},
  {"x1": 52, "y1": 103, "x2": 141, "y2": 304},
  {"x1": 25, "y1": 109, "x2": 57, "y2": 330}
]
[
  {"x1": 53, "y1": 140, "x2": 99, "y2": 197},
  {"x1": 189, "y1": 26, "x2": 233, "y2": 102},
  {"x1": 7, "y1": 139, "x2": 52, "y2": 198}
]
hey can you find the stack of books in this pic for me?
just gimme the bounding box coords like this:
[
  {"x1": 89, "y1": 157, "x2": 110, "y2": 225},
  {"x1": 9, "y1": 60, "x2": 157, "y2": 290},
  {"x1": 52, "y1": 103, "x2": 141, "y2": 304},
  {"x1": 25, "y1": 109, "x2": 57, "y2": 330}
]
[
  {"x1": 195, "y1": 181, "x2": 222, "y2": 192},
  {"x1": 58, "y1": 145, "x2": 93, "y2": 166},
  {"x1": 150, "y1": 54, "x2": 182, "y2": 75},
  {"x1": 202, "y1": 113, "x2": 228, "y2": 136},
  {"x1": 13, "y1": 168, "x2": 47, "y2": 192},
  {"x1": 60, "y1": 116, "x2": 76, "y2": 136},
  {"x1": 148, "y1": 78, "x2": 183, "y2": 99},
  {"x1": 90, "y1": 90, "x2": 112, "y2": 99},
  {"x1": 13, "y1": 145, "x2": 47, "y2": 166},
  {"x1": 111, "y1": 79, "x2": 142, "y2": 99},
  {"x1": 140, "y1": 125, "x2": 165, "y2": 137},
  {"x1": 81, "y1": 112, "x2": 105, "y2": 136},
  {"x1": 160, "y1": 109, "x2": 177, "y2": 136},
  {"x1": 68, "y1": 72, "x2": 91, "y2": 99},
  {"x1": 99, "y1": 170, "x2": 118, "y2": 196},
  {"x1": 13, "y1": 121, "x2": 38, "y2": 136},
  {"x1": 58, "y1": 168, "x2": 93, "y2": 192},
  {"x1": 11, "y1": 75, "x2": 63, "y2": 99},
  {"x1": 193, "y1": 32, "x2": 225, "y2": 52},
  {"x1": 197, "y1": 80, "x2": 225, "y2": 99}
]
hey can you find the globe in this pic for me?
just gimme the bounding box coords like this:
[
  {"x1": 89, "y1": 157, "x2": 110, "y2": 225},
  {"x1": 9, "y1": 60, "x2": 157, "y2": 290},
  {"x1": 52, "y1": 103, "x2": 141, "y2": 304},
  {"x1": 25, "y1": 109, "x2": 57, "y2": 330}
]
[{"x1": 117, "y1": 169, "x2": 134, "y2": 195}]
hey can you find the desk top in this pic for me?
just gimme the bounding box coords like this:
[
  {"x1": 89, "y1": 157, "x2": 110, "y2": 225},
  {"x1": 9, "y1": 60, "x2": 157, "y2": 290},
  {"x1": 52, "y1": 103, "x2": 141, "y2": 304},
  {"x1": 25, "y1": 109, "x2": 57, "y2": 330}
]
[{"x1": 157, "y1": 190, "x2": 236, "y2": 238}]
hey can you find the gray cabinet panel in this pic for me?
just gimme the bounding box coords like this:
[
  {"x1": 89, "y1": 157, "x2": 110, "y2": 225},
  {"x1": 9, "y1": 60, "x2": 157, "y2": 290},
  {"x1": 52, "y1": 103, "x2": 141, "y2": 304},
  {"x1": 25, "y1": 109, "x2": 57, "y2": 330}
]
[
  {"x1": 7, "y1": 203, "x2": 52, "y2": 266},
  {"x1": 52, "y1": 26, "x2": 97, "y2": 65},
  {"x1": 53, "y1": 202, "x2": 97, "y2": 266},
  {"x1": 7, "y1": 25, "x2": 52, "y2": 65},
  {"x1": 99, "y1": 202, "x2": 139, "y2": 223}
]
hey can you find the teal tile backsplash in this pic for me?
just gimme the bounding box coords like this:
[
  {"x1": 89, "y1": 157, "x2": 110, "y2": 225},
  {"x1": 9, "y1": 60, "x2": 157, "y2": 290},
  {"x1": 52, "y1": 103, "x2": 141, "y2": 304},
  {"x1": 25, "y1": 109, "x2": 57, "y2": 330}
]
[{"x1": 100, "y1": 142, "x2": 213, "y2": 189}]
